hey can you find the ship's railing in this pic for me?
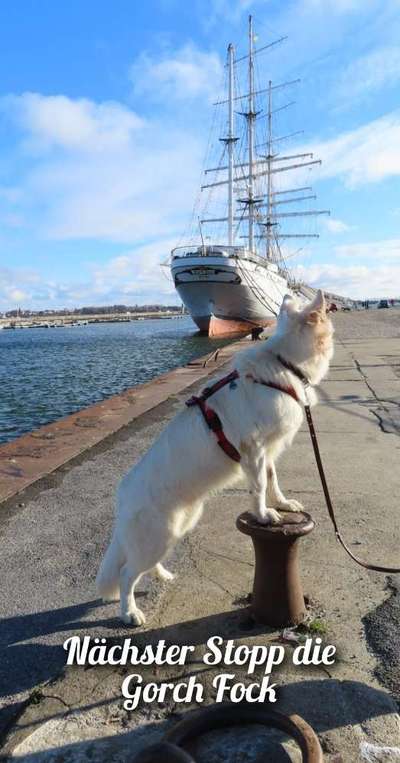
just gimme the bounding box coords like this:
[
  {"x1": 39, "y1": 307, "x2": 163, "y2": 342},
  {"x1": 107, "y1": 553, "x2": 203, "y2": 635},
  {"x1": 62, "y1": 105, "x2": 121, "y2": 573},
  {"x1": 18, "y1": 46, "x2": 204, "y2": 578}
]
[
  {"x1": 171, "y1": 244, "x2": 246, "y2": 259},
  {"x1": 171, "y1": 244, "x2": 274, "y2": 269}
]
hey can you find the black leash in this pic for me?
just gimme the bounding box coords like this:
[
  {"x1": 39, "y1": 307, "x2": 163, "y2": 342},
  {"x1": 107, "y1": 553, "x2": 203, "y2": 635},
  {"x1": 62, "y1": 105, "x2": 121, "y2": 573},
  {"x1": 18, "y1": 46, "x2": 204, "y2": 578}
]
[
  {"x1": 274, "y1": 353, "x2": 400, "y2": 573},
  {"x1": 304, "y1": 403, "x2": 400, "y2": 574},
  {"x1": 190, "y1": 349, "x2": 399, "y2": 573}
]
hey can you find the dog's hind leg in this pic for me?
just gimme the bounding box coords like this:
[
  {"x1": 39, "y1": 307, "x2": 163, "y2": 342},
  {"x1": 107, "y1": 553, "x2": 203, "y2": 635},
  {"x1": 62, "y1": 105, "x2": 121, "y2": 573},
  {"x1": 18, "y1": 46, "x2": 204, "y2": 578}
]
[
  {"x1": 153, "y1": 503, "x2": 204, "y2": 581},
  {"x1": 96, "y1": 534, "x2": 124, "y2": 601},
  {"x1": 120, "y1": 562, "x2": 146, "y2": 626},
  {"x1": 174, "y1": 502, "x2": 204, "y2": 538},
  {"x1": 242, "y1": 450, "x2": 281, "y2": 525},
  {"x1": 267, "y1": 461, "x2": 303, "y2": 512},
  {"x1": 120, "y1": 516, "x2": 176, "y2": 625}
]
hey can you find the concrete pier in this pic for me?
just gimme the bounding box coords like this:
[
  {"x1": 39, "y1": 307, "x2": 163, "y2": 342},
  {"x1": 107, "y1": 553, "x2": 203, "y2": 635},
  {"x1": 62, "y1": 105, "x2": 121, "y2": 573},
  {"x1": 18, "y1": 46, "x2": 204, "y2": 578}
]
[{"x1": 0, "y1": 309, "x2": 399, "y2": 761}]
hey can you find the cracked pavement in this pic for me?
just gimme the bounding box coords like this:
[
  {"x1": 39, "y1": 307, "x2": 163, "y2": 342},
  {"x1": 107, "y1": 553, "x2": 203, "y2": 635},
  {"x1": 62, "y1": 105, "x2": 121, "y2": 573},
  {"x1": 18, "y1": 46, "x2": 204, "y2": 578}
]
[{"x1": 1, "y1": 308, "x2": 400, "y2": 761}]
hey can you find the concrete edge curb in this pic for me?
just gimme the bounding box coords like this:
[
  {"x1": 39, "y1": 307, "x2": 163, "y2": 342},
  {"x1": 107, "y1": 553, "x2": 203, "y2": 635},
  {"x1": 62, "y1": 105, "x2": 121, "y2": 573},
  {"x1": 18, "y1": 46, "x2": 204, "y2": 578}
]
[{"x1": 0, "y1": 338, "x2": 251, "y2": 506}]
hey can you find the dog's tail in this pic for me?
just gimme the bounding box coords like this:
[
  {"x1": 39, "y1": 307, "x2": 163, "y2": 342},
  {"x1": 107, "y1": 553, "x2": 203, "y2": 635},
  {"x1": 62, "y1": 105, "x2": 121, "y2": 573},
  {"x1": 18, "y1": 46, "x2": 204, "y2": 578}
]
[{"x1": 96, "y1": 534, "x2": 124, "y2": 601}]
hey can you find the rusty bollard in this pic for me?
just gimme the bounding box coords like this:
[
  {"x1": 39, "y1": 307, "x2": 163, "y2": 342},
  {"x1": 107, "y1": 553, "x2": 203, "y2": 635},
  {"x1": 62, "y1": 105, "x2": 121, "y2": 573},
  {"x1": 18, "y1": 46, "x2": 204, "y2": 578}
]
[{"x1": 236, "y1": 510, "x2": 315, "y2": 627}]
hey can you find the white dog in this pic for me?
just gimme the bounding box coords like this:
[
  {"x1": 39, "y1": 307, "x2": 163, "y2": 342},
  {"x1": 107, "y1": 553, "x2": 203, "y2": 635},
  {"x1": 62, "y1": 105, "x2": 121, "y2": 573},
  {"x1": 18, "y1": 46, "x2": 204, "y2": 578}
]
[{"x1": 97, "y1": 290, "x2": 333, "y2": 625}]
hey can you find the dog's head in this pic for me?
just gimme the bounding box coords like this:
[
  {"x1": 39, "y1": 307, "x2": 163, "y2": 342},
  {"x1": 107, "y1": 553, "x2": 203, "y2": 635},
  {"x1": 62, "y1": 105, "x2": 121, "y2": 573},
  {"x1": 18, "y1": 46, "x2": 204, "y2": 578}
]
[{"x1": 275, "y1": 290, "x2": 334, "y2": 383}]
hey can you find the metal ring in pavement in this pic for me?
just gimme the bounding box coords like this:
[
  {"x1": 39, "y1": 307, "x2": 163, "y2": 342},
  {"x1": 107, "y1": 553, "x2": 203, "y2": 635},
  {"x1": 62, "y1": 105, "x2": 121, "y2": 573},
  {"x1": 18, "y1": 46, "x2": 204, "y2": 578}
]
[{"x1": 133, "y1": 703, "x2": 324, "y2": 762}]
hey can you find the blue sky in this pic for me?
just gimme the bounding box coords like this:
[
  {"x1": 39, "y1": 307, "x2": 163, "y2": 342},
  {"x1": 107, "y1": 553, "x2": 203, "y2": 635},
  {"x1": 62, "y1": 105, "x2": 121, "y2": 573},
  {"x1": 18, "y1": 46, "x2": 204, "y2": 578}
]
[{"x1": 0, "y1": 0, "x2": 400, "y2": 309}]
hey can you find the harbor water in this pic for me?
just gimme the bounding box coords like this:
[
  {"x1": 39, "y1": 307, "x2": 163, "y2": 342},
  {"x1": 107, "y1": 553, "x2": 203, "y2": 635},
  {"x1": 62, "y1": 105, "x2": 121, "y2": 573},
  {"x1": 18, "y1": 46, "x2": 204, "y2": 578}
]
[{"x1": 0, "y1": 317, "x2": 231, "y2": 444}]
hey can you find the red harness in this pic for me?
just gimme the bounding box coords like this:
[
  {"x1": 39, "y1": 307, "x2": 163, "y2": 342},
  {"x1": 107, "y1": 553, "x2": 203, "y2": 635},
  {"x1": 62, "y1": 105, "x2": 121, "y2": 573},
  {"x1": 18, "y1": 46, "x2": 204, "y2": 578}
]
[
  {"x1": 186, "y1": 370, "x2": 242, "y2": 462},
  {"x1": 246, "y1": 373, "x2": 299, "y2": 404},
  {"x1": 186, "y1": 369, "x2": 300, "y2": 463}
]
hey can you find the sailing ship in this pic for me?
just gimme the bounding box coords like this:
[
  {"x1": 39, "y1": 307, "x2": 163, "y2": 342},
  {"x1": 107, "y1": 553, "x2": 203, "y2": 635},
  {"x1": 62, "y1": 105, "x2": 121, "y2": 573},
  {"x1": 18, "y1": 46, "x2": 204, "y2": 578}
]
[{"x1": 170, "y1": 17, "x2": 329, "y2": 336}]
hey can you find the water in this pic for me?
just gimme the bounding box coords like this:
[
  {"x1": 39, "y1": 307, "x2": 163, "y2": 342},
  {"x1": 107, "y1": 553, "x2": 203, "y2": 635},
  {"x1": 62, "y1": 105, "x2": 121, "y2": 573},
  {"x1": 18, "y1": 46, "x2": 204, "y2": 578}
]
[{"x1": 0, "y1": 318, "x2": 231, "y2": 444}]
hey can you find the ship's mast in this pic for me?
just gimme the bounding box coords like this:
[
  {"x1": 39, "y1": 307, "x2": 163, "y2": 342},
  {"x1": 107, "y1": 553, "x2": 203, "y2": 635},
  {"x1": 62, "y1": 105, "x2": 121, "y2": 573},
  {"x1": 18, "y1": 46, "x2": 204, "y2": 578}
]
[
  {"x1": 199, "y1": 22, "x2": 330, "y2": 259},
  {"x1": 266, "y1": 80, "x2": 273, "y2": 260},
  {"x1": 227, "y1": 43, "x2": 235, "y2": 246},
  {"x1": 247, "y1": 15, "x2": 255, "y2": 252}
]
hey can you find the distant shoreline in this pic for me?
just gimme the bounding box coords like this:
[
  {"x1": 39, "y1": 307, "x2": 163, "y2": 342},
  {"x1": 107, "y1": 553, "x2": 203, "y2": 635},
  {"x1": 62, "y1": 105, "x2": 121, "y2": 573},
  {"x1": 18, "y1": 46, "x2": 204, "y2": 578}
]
[{"x1": 0, "y1": 311, "x2": 186, "y2": 330}]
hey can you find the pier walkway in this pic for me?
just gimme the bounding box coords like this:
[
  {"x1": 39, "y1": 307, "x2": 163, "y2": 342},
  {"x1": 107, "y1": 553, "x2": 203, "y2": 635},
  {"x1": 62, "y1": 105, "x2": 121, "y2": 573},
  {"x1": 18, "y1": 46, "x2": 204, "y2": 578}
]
[{"x1": 1, "y1": 309, "x2": 399, "y2": 761}]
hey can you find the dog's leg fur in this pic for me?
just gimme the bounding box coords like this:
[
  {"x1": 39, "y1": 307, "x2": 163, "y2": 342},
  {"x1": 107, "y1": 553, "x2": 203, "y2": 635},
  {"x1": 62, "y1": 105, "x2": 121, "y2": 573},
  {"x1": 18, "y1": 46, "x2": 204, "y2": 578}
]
[
  {"x1": 155, "y1": 563, "x2": 174, "y2": 581},
  {"x1": 242, "y1": 450, "x2": 281, "y2": 524},
  {"x1": 152, "y1": 503, "x2": 204, "y2": 581},
  {"x1": 267, "y1": 462, "x2": 303, "y2": 512},
  {"x1": 117, "y1": 499, "x2": 205, "y2": 623},
  {"x1": 174, "y1": 502, "x2": 204, "y2": 538},
  {"x1": 120, "y1": 563, "x2": 146, "y2": 625},
  {"x1": 118, "y1": 507, "x2": 178, "y2": 624}
]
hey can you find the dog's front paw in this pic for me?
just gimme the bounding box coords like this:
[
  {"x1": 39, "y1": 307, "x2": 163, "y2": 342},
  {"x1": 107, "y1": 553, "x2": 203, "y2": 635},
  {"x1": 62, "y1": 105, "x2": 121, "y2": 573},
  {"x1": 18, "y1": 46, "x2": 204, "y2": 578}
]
[
  {"x1": 257, "y1": 508, "x2": 282, "y2": 525},
  {"x1": 277, "y1": 499, "x2": 304, "y2": 513},
  {"x1": 121, "y1": 608, "x2": 146, "y2": 627}
]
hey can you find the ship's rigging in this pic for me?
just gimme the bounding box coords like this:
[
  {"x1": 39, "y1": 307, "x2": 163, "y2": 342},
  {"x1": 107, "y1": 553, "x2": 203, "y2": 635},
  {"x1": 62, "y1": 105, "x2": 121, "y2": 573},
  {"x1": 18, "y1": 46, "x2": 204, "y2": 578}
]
[
  {"x1": 169, "y1": 16, "x2": 330, "y2": 336},
  {"x1": 190, "y1": 15, "x2": 329, "y2": 276}
]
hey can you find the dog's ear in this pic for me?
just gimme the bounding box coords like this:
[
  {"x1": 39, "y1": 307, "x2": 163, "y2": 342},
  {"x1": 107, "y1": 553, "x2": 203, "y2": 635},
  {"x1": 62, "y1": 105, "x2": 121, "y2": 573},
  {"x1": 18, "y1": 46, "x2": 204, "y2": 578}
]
[
  {"x1": 280, "y1": 294, "x2": 297, "y2": 315},
  {"x1": 303, "y1": 289, "x2": 326, "y2": 324}
]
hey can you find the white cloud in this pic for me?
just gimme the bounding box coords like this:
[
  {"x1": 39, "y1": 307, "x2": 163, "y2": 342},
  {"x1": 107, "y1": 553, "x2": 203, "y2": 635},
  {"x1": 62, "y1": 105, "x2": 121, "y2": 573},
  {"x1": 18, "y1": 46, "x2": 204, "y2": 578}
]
[
  {"x1": 197, "y1": 0, "x2": 371, "y2": 33},
  {"x1": 294, "y1": 235, "x2": 400, "y2": 298},
  {"x1": 0, "y1": 92, "x2": 203, "y2": 243},
  {"x1": 323, "y1": 217, "x2": 351, "y2": 234},
  {"x1": 334, "y1": 238, "x2": 400, "y2": 262},
  {"x1": 130, "y1": 43, "x2": 223, "y2": 103},
  {"x1": 2, "y1": 93, "x2": 144, "y2": 153},
  {"x1": 90, "y1": 241, "x2": 176, "y2": 300},
  {"x1": 295, "y1": 262, "x2": 400, "y2": 299},
  {"x1": 336, "y1": 46, "x2": 400, "y2": 103},
  {"x1": 8, "y1": 288, "x2": 29, "y2": 303},
  {"x1": 0, "y1": 241, "x2": 177, "y2": 311},
  {"x1": 302, "y1": 110, "x2": 400, "y2": 187},
  {"x1": 0, "y1": 267, "x2": 38, "y2": 309}
]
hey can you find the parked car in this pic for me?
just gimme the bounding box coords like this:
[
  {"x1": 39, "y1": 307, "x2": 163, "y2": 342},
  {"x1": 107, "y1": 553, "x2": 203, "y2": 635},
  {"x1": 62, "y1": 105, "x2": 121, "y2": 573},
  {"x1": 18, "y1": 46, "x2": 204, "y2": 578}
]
[
  {"x1": 378, "y1": 299, "x2": 389, "y2": 309},
  {"x1": 327, "y1": 302, "x2": 338, "y2": 312}
]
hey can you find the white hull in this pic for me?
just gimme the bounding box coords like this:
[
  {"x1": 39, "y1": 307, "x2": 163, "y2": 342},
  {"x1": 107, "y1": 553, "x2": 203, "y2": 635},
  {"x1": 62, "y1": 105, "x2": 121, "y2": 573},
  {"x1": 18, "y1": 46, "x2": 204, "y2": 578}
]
[{"x1": 171, "y1": 246, "x2": 293, "y2": 335}]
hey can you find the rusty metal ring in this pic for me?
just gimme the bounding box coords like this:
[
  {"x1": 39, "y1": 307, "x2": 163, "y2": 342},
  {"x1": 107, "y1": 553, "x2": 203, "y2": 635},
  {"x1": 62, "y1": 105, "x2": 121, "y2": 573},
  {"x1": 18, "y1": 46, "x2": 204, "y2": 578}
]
[{"x1": 133, "y1": 703, "x2": 323, "y2": 762}]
